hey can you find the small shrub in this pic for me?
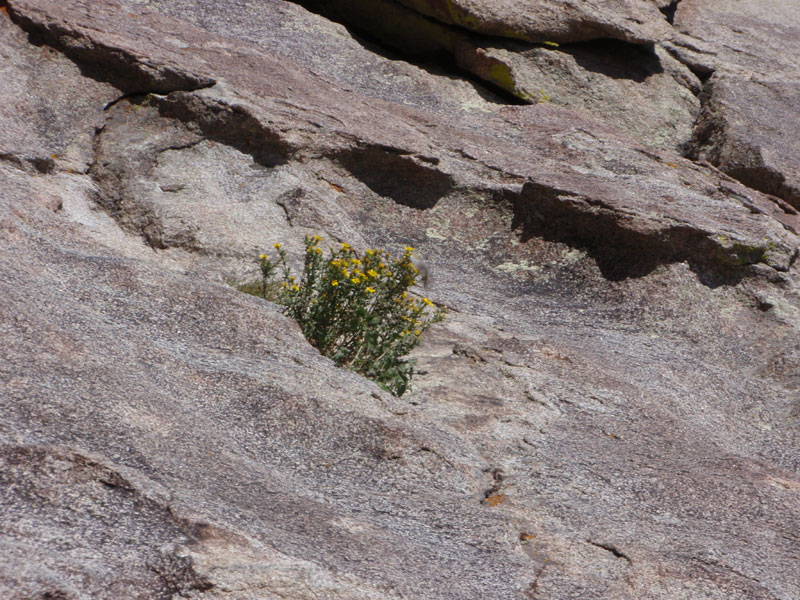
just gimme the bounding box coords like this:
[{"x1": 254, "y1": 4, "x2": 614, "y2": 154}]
[{"x1": 247, "y1": 235, "x2": 445, "y2": 396}]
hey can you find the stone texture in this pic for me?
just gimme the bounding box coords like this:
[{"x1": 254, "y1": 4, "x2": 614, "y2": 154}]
[
  {"x1": 0, "y1": 9, "x2": 117, "y2": 173},
  {"x1": 455, "y1": 39, "x2": 700, "y2": 150},
  {"x1": 394, "y1": 0, "x2": 672, "y2": 44},
  {"x1": 2, "y1": 1, "x2": 800, "y2": 599},
  {"x1": 667, "y1": 0, "x2": 800, "y2": 208},
  {"x1": 296, "y1": 0, "x2": 700, "y2": 152}
]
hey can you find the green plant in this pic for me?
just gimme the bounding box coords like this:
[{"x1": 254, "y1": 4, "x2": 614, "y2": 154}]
[{"x1": 247, "y1": 235, "x2": 445, "y2": 396}]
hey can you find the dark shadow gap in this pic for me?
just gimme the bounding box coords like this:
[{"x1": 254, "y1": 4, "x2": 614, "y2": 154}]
[
  {"x1": 5, "y1": 1, "x2": 215, "y2": 95},
  {"x1": 564, "y1": 39, "x2": 664, "y2": 83},
  {"x1": 510, "y1": 182, "x2": 751, "y2": 287},
  {"x1": 659, "y1": 0, "x2": 681, "y2": 25},
  {"x1": 334, "y1": 146, "x2": 454, "y2": 209},
  {"x1": 147, "y1": 94, "x2": 291, "y2": 169},
  {"x1": 291, "y1": 0, "x2": 528, "y2": 105},
  {"x1": 661, "y1": 45, "x2": 714, "y2": 89}
]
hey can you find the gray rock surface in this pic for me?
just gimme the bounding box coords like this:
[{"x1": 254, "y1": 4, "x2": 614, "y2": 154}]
[
  {"x1": 2, "y1": 0, "x2": 800, "y2": 599},
  {"x1": 669, "y1": 0, "x2": 800, "y2": 208},
  {"x1": 394, "y1": 0, "x2": 672, "y2": 44},
  {"x1": 294, "y1": 0, "x2": 701, "y2": 152}
]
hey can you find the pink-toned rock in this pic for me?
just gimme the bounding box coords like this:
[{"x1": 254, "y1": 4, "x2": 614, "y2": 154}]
[
  {"x1": 668, "y1": 0, "x2": 800, "y2": 208},
  {"x1": 395, "y1": 0, "x2": 672, "y2": 44},
  {"x1": 1, "y1": 1, "x2": 800, "y2": 599}
]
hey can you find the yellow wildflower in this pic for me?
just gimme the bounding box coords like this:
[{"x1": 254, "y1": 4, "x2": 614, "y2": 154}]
[
  {"x1": 331, "y1": 280, "x2": 339, "y2": 286},
  {"x1": 273, "y1": 243, "x2": 282, "y2": 249},
  {"x1": 312, "y1": 235, "x2": 322, "y2": 242},
  {"x1": 404, "y1": 246, "x2": 414, "y2": 252},
  {"x1": 414, "y1": 330, "x2": 421, "y2": 336},
  {"x1": 423, "y1": 297, "x2": 434, "y2": 307},
  {"x1": 258, "y1": 254, "x2": 267, "y2": 260},
  {"x1": 366, "y1": 287, "x2": 376, "y2": 293},
  {"x1": 351, "y1": 258, "x2": 361, "y2": 265},
  {"x1": 351, "y1": 278, "x2": 361, "y2": 284},
  {"x1": 315, "y1": 247, "x2": 322, "y2": 254},
  {"x1": 366, "y1": 249, "x2": 375, "y2": 256},
  {"x1": 367, "y1": 269, "x2": 378, "y2": 278},
  {"x1": 341, "y1": 242, "x2": 351, "y2": 250},
  {"x1": 291, "y1": 284, "x2": 300, "y2": 292}
]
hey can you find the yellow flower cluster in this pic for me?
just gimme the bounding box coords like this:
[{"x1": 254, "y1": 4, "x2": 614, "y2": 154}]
[{"x1": 251, "y1": 234, "x2": 445, "y2": 396}]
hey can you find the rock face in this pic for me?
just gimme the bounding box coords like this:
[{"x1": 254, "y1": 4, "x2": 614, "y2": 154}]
[
  {"x1": 670, "y1": 0, "x2": 800, "y2": 208},
  {"x1": 393, "y1": 0, "x2": 672, "y2": 44},
  {"x1": 1, "y1": 1, "x2": 799, "y2": 599}
]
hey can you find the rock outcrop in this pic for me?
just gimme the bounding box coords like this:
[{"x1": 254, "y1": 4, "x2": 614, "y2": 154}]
[
  {"x1": 670, "y1": 0, "x2": 800, "y2": 208},
  {"x1": 2, "y1": 0, "x2": 799, "y2": 599}
]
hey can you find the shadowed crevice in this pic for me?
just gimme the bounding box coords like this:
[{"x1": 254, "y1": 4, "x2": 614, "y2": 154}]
[
  {"x1": 335, "y1": 145, "x2": 454, "y2": 209},
  {"x1": 151, "y1": 93, "x2": 292, "y2": 169},
  {"x1": 566, "y1": 39, "x2": 664, "y2": 83},
  {"x1": 510, "y1": 182, "x2": 768, "y2": 286},
  {"x1": 587, "y1": 540, "x2": 632, "y2": 564},
  {"x1": 659, "y1": 0, "x2": 681, "y2": 25},
  {"x1": 5, "y1": 2, "x2": 216, "y2": 95},
  {"x1": 292, "y1": 0, "x2": 528, "y2": 105},
  {"x1": 686, "y1": 78, "x2": 800, "y2": 210},
  {"x1": 291, "y1": 0, "x2": 666, "y2": 108}
]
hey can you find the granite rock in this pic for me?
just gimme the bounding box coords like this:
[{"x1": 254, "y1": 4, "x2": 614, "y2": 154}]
[{"x1": 2, "y1": 1, "x2": 800, "y2": 599}]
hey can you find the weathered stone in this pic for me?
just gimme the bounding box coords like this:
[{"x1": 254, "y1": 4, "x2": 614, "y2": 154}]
[
  {"x1": 667, "y1": 0, "x2": 800, "y2": 208},
  {"x1": 1, "y1": 0, "x2": 800, "y2": 599},
  {"x1": 454, "y1": 40, "x2": 700, "y2": 150},
  {"x1": 0, "y1": 9, "x2": 117, "y2": 173},
  {"x1": 296, "y1": 0, "x2": 700, "y2": 151},
  {"x1": 8, "y1": 0, "x2": 789, "y2": 277},
  {"x1": 395, "y1": 0, "x2": 672, "y2": 44}
]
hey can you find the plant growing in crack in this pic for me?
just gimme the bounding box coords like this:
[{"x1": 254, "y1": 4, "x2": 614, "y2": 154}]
[{"x1": 243, "y1": 235, "x2": 445, "y2": 396}]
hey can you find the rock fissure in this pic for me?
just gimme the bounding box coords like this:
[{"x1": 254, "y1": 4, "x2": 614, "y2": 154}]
[
  {"x1": 510, "y1": 183, "x2": 774, "y2": 283},
  {"x1": 686, "y1": 78, "x2": 800, "y2": 210},
  {"x1": 658, "y1": 0, "x2": 681, "y2": 25},
  {"x1": 480, "y1": 467, "x2": 505, "y2": 504},
  {"x1": 151, "y1": 93, "x2": 294, "y2": 169},
  {"x1": 103, "y1": 90, "x2": 173, "y2": 112},
  {"x1": 291, "y1": 0, "x2": 530, "y2": 106},
  {"x1": 587, "y1": 540, "x2": 632, "y2": 565},
  {"x1": 661, "y1": 41, "x2": 715, "y2": 85},
  {"x1": 525, "y1": 562, "x2": 549, "y2": 598}
]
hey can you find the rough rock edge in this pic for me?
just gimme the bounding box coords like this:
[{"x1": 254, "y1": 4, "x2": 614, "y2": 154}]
[
  {"x1": 5, "y1": 0, "x2": 216, "y2": 94},
  {"x1": 6, "y1": 0, "x2": 798, "y2": 285}
]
